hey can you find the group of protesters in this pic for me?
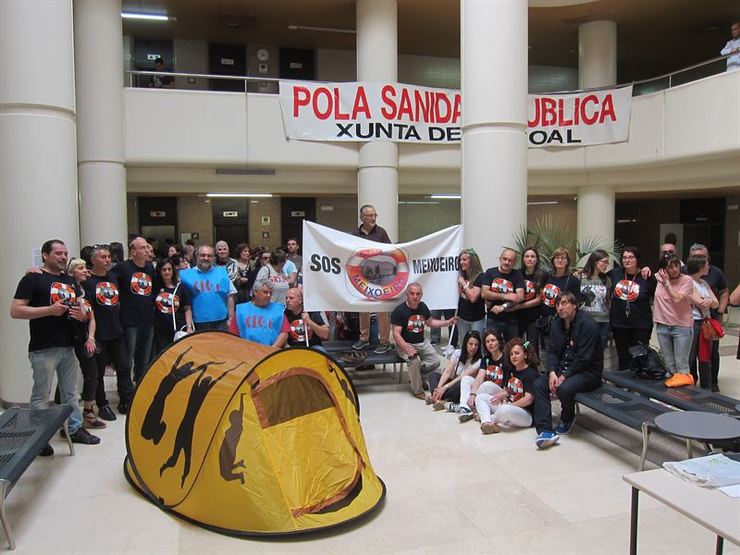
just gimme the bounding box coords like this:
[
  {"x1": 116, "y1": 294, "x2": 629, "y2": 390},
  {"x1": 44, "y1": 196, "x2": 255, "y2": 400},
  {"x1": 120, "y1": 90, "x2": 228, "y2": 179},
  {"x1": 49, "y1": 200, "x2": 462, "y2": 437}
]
[{"x1": 9, "y1": 204, "x2": 739, "y2": 452}]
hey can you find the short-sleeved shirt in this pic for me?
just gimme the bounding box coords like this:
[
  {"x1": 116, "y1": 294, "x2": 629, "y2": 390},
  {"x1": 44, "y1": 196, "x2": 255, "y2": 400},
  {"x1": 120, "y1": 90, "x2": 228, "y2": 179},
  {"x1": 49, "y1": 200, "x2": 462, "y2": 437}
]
[
  {"x1": 607, "y1": 268, "x2": 656, "y2": 329},
  {"x1": 154, "y1": 283, "x2": 192, "y2": 338},
  {"x1": 281, "y1": 309, "x2": 325, "y2": 347},
  {"x1": 111, "y1": 260, "x2": 156, "y2": 327},
  {"x1": 287, "y1": 254, "x2": 303, "y2": 273},
  {"x1": 653, "y1": 274, "x2": 694, "y2": 328},
  {"x1": 540, "y1": 274, "x2": 581, "y2": 317},
  {"x1": 579, "y1": 275, "x2": 611, "y2": 323},
  {"x1": 480, "y1": 354, "x2": 510, "y2": 387},
  {"x1": 447, "y1": 349, "x2": 481, "y2": 376},
  {"x1": 506, "y1": 366, "x2": 538, "y2": 415},
  {"x1": 457, "y1": 273, "x2": 485, "y2": 321},
  {"x1": 481, "y1": 267, "x2": 524, "y2": 323},
  {"x1": 180, "y1": 266, "x2": 236, "y2": 323},
  {"x1": 391, "y1": 301, "x2": 431, "y2": 344},
  {"x1": 255, "y1": 265, "x2": 290, "y2": 306},
  {"x1": 518, "y1": 270, "x2": 547, "y2": 324},
  {"x1": 231, "y1": 301, "x2": 285, "y2": 346},
  {"x1": 82, "y1": 273, "x2": 124, "y2": 341},
  {"x1": 14, "y1": 271, "x2": 77, "y2": 351}
]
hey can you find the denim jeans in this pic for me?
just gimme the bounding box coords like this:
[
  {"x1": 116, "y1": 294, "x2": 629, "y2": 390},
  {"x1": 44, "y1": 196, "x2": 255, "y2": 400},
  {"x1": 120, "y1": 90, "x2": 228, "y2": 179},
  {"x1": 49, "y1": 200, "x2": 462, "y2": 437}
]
[
  {"x1": 29, "y1": 347, "x2": 83, "y2": 433},
  {"x1": 430, "y1": 309, "x2": 457, "y2": 344},
  {"x1": 656, "y1": 323, "x2": 693, "y2": 375},
  {"x1": 124, "y1": 325, "x2": 154, "y2": 384},
  {"x1": 455, "y1": 317, "x2": 485, "y2": 346},
  {"x1": 485, "y1": 318, "x2": 519, "y2": 345}
]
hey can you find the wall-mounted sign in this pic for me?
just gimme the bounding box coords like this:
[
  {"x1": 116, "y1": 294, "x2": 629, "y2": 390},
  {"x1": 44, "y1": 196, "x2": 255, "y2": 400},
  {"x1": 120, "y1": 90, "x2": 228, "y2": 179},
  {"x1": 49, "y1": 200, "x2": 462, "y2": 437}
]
[
  {"x1": 289, "y1": 62, "x2": 303, "y2": 69},
  {"x1": 291, "y1": 211, "x2": 306, "y2": 217},
  {"x1": 223, "y1": 211, "x2": 238, "y2": 217},
  {"x1": 146, "y1": 53, "x2": 161, "y2": 61},
  {"x1": 150, "y1": 211, "x2": 166, "y2": 217},
  {"x1": 221, "y1": 58, "x2": 234, "y2": 66},
  {"x1": 261, "y1": 216, "x2": 271, "y2": 225}
]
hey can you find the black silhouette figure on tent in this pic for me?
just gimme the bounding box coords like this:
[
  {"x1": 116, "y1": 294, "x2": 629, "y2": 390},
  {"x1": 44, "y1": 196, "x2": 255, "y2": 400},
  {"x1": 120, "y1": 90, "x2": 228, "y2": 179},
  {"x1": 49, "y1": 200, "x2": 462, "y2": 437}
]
[
  {"x1": 159, "y1": 362, "x2": 242, "y2": 487},
  {"x1": 141, "y1": 347, "x2": 224, "y2": 445},
  {"x1": 219, "y1": 393, "x2": 248, "y2": 484}
]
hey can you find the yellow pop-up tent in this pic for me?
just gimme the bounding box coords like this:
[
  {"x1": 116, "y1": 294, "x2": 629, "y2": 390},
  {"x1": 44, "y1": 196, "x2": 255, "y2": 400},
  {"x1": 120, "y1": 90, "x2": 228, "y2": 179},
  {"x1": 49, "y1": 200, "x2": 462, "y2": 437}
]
[{"x1": 124, "y1": 332, "x2": 385, "y2": 536}]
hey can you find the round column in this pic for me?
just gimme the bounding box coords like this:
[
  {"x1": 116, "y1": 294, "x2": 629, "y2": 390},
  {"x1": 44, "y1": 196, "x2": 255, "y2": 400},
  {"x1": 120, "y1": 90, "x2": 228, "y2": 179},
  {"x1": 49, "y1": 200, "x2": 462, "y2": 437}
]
[
  {"x1": 578, "y1": 20, "x2": 616, "y2": 252},
  {"x1": 577, "y1": 184, "x2": 615, "y2": 255},
  {"x1": 578, "y1": 20, "x2": 617, "y2": 89},
  {"x1": 75, "y1": 0, "x2": 128, "y2": 247},
  {"x1": 461, "y1": 0, "x2": 528, "y2": 266},
  {"x1": 356, "y1": 0, "x2": 398, "y2": 241},
  {"x1": 0, "y1": 0, "x2": 79, "y2": 404}
]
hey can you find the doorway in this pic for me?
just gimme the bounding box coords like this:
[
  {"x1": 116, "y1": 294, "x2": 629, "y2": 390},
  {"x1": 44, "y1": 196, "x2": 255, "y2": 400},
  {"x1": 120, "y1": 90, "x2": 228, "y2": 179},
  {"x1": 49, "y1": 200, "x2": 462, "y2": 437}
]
[
  {"x1": 281, "y1": 198, "x2": 316, "y2": 246},
  {"x1": 209, "y1": 43, "x2": 247, "y2": 92},
  {"x1": 212, "y1": 198, "x2": 249, "y2": 255}
]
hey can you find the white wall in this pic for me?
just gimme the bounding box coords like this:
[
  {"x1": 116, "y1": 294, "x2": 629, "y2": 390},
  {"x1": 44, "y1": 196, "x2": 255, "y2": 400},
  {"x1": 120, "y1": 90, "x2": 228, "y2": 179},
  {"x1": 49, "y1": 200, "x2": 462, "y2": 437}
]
[{"x1": 124, "y1": 70, "x2": 740, "y2": 194}]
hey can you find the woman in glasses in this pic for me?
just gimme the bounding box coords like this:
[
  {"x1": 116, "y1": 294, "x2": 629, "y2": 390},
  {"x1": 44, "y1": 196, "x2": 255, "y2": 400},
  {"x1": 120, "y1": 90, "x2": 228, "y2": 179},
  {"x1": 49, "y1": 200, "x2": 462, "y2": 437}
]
[
  {"x1": 608, "y1": 246, "x2": 657, "y2": 371},
  {"x1": 255, "y1": 249, "x2": 291, "y2": 306}
]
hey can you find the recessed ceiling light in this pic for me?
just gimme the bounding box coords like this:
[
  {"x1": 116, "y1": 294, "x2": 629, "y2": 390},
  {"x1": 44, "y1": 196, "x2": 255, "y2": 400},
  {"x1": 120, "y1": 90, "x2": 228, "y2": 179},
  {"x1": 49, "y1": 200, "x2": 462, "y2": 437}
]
[{"x1": 121, "y1": 12, "x2": 173, "y2": 21}]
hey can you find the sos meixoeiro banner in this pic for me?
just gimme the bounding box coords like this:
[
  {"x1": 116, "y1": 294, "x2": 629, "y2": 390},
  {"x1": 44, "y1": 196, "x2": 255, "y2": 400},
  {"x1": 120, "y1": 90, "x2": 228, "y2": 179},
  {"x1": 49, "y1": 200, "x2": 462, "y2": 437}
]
[
  {"x1": 302, "y1": 221, "x2": 463, "y2": 312},
  {"x1": 278, "y1": 80, "x2": 633, "y2": 148}
]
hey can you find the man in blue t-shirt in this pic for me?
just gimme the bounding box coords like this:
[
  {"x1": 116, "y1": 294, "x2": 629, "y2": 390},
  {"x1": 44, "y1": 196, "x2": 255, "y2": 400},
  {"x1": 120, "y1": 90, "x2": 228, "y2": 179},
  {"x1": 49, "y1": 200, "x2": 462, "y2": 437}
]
[
  {"x1": 180, "y1": 244, "x2": 236, "y2": 332},
  {"x1": 230, "y1": 280, "x2": 284, "y2": 346}
]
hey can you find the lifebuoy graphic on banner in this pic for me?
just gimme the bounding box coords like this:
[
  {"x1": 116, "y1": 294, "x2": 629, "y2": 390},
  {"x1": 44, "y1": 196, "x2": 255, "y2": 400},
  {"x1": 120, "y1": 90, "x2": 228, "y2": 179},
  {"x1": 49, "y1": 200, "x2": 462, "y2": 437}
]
[{"x1": 345, "y1": 247, "x2": 410, "y2": 301}]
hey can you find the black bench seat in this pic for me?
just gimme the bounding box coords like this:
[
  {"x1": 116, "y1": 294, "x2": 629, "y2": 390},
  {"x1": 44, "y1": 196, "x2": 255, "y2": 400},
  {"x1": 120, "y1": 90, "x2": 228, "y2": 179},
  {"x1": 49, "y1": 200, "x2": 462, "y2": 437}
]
[
  {"x1": 0, "y1": 406, "x2": 74, "y2": 550},
  {"x1": 574, "y1": 383, "x2": 676, "y2": 470},
  {"x1": 603, "y1": 370, "x2": 740, "y2": 417}
]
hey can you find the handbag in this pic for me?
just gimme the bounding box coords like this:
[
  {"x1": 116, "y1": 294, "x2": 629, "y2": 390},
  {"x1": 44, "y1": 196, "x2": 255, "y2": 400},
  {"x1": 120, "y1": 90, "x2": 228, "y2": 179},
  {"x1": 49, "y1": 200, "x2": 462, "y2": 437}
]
[{"x1": 701, "y1": 317, "x2": 724, "y2": 341}]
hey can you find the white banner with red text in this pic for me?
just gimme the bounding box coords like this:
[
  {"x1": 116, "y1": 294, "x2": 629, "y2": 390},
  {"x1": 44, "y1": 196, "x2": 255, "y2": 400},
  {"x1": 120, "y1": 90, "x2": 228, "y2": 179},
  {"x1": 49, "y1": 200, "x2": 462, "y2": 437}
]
[
  {"x1": 278, "y1": 80, "x2": 633, "y2": 147},
  {"x1": 302, "y1": 221, "x2": 463, "y2": 312}
]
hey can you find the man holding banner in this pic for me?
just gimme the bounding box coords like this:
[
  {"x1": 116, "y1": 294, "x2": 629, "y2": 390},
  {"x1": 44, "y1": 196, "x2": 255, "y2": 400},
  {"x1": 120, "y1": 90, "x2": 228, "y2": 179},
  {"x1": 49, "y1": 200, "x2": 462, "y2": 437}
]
[
  {"x1": 392, "y1": 283, "x2": 457, "y2": 400},
  {"x1": 351, "y1": 204, "x2": 393, "y2": 355}
]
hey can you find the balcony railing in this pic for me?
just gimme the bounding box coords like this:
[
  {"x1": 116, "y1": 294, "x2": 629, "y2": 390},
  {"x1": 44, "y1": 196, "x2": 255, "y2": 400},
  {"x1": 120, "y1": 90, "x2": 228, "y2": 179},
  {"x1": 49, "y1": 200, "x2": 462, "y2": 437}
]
[{"x1": 125, "y1": 53, "x2": 736, "y2": 97}]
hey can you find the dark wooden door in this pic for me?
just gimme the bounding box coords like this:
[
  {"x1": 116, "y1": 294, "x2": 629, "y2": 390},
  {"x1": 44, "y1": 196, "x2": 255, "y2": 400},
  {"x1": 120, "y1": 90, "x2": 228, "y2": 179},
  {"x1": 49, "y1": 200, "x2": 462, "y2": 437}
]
[
  {"x1": 209, "y1": 43, "x2": 247, "y2": 92},
  {"x1": 280, "y1": 198, "x2": 316, "y2": 246}
]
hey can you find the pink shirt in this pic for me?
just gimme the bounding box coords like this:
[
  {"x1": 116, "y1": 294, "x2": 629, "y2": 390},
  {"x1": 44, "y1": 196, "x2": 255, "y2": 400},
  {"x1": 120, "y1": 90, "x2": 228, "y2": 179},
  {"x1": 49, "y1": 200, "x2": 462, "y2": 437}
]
[{"x1": 653, "y1": 274, "x2": 694, "y2": 327}]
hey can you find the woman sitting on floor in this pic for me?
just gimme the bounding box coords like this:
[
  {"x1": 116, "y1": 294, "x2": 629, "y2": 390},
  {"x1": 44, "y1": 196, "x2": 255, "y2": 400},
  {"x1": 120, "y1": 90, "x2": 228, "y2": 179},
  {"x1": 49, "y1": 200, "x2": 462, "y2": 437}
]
[
  {"x1": 457, "y1": 329, "x2": 508, "y2": 422},
  {"x1": 475, "y1": 337, "x2": 539, "y2": 435},
  {"x1": 429, "y1": 330, "x2": 482, "y2": 413}
]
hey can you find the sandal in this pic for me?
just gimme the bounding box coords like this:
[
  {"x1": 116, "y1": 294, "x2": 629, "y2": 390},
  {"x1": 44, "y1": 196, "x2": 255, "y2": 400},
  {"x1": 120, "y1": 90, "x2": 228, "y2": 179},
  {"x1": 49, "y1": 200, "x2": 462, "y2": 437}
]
[{"x1": 83, "y1": 408, "x2": 107, "y2": 429}]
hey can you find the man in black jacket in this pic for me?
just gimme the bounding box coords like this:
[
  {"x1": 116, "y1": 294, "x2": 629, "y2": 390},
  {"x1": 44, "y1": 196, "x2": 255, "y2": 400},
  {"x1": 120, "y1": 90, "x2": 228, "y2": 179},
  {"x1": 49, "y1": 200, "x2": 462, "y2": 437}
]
[{"x1": 533, "y1": 291, "x2": 603, "y2": 449}]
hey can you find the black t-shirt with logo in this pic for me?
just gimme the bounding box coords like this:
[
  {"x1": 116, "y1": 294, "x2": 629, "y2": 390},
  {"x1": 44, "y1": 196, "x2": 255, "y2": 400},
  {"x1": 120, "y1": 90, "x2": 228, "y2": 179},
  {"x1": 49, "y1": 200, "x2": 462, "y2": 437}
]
[
  {"x1": 457, "y1": 273, "x2": 485, "y2": 321},
  {"x1": 14, "y1": 271, "x2": 77, "y2": 352},
  {"x1": 505, "y1": 366, "x2": 538, "y2": 415},
  {"x1": 480, "y1": 353, "x2": 510, "y2": 387},
  {"x1": 607, "y1": 268, "x2": 656, "y2": 329},
  {"x1": 111, "y1": 260, "x2": 156, "y2": 327},
  {"x1": 154, "y1": 283, "x2": 192, "y2": 338},
  {"x1": 540, "y1": 274, "x2": 581, "y2": 317},
  {"x1": 283, "y1": 309, "x2": 325, "y2": 347},
  {"x1": 83, "y1": 273, "x2": 124, "y2": 341},
  {"x1": 481, "y1": 267, "x2": 525, "y2": 323},
  {"x1": 391, "y1": 301, "x2": 431, "y2": 344},
  {"x1": 519, "y1": 270, "x2": 547, "y2": 323}
]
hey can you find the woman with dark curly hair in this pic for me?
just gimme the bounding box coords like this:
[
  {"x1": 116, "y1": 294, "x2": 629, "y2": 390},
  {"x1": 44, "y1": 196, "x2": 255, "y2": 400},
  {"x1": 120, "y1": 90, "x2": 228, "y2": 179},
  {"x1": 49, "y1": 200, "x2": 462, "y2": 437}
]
[{"x1": 475, "y1": 337, "x2": 539, "y2": 434}]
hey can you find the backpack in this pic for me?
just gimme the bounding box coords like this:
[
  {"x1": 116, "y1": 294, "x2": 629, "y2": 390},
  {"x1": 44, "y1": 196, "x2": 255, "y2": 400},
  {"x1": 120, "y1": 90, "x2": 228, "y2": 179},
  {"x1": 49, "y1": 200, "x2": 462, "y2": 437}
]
[{"x1": 629, "y1": 343, "x2": 667, "y2": 380}]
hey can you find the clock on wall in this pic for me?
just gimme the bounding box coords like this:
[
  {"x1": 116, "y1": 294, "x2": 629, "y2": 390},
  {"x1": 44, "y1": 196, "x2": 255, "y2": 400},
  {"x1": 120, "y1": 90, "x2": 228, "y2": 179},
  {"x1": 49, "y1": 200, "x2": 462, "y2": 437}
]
[{"x1": 256, "y1": 48, "x2": 270, "y2": 62}]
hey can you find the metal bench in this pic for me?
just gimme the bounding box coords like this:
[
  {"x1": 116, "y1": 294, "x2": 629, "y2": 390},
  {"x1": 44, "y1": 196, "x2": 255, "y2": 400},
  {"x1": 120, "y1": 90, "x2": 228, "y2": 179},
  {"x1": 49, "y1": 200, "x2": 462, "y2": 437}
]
[
  {"x1": 603, "y1": 370, "x2": 740, "y2": 417},
  {"x1": 574, "y1": 383, "x2": 676, "y2": 470},
  {"x1": 324, "y1": 341, "x2": 405, "y2": 383},
  {"x1": 0, "y1": 406, "x2": 74, "y2": 550}
]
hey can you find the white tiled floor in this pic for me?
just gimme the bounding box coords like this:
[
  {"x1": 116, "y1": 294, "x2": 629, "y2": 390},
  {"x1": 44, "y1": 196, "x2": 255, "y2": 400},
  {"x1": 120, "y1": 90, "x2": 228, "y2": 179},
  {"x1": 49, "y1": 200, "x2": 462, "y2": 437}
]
[{"x1": 6, "y1": 334, "x2": 740, "y2": 555}]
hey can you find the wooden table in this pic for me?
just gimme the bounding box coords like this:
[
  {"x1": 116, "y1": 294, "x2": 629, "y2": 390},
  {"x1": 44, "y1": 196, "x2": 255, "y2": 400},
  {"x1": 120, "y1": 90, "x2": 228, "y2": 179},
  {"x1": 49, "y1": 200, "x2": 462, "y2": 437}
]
[{"x1": 624, "y1": 464, "x2": 740, "y2": 555}]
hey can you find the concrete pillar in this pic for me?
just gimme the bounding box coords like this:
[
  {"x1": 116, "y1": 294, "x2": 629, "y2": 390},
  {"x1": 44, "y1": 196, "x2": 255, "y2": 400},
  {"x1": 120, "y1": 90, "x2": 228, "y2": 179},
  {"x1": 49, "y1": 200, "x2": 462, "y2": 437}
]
[
  {"x1": 461, "y1": 0, "x2": 528, "y2": 267},
  {"x1": 578, "y1": 20, "x2": 617, "y2": 251},
  {"x1": 75, "y1": 0, "x2": 128, "y2": 247},
  {"x1": 577, "y1": 185, "x2": 616, "y2": 253},
  {"x1": 578, "y1": 20, "x2": 617, "y2": 89},
  {"x1": 356, "y1": 0, "x2": 398, "y2": 241},
  {"x1": 0, "y1": 0, "x2": 79, "y2": 404}
]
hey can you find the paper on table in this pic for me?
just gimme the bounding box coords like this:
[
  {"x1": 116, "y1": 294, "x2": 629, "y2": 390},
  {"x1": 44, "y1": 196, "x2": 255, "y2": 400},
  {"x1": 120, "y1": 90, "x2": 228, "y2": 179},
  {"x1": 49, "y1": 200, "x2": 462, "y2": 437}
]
[
  {"x1": 663, "y1": 454, "x2": 740, "y2": 488},
  {"x1": 718, "y1": 483, "x2": 740, "y2": 498}
]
